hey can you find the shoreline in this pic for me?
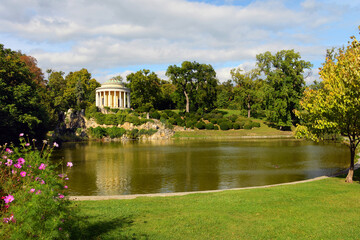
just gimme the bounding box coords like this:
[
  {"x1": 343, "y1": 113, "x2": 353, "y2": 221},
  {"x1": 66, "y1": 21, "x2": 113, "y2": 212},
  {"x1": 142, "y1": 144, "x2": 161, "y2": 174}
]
[{"x1": 69, "y1": 160, "x2": 359, "y2": 201}]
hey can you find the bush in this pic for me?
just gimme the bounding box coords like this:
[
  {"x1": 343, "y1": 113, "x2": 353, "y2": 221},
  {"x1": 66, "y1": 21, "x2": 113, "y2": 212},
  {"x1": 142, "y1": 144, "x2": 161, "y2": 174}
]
[
  {"x1": 106, "y1": 127, "x2": 126, "y2": 138},
  {"x1": 228, "y1": 114, "x2": 238, "y2": 122},
  {"x1": 195, "y1": 121, "x2": 206, "y2": 129},
  {"x1": 149, "y1": 111, "x2": 161, "y2": 120},
  {"x1": 139, "y1": 129, "x2": 158, "y2": 136},
  {"x1": 168, "y1": 118, "x2": 176, "y2": 125},
  {"x1": 251, "y1": 122, "x2": 261, "y2": 128},
  {"x1": 214, "y1": 125, "x2": 219, "y2": 130},
  {"x1": 185, "y1": 120, "x2": 196, "y2": 129},
  {"x1": 85, "y1": 104, "x2": 98, "y2": 119},
  {"x1": 219, "y1": 122, "x2": 230, "y2": 130},
  {"x1": 160, "y1": 113, "x2": 168, "y2": 120},
  {"x1": 94, "y1": 112, "x2": 105, "y2": 125},
  {"x1": 233, "y1": 122, "x2": 240, "y2": 130},
  {"x1": 205, "y1": 123, "x2": 214, "y2": 130},
  {"x1": 128, "y1": 129, "x2": 139, "y2": 139},
  {"x1": 88, "y1": 127, "x2": 107, "y2": 138},
  {"x1": 125, "y1": 115, "x2": 141, "y2": 126},
  {"x1": 175, "y1": 117, "x2": 184, "y2": 127},
  {"x1": 104, "y1": 114, "x2": 117, "y2": 125},
  {"x1": 210, "y1": 118, "x2": 217, "y2": 124},
  {"x1": 0, "y1": 136, "x2": 76, "y2": 239},
  {"x1": 243, "y1": 122, "x2": 253, "y2": 129}
]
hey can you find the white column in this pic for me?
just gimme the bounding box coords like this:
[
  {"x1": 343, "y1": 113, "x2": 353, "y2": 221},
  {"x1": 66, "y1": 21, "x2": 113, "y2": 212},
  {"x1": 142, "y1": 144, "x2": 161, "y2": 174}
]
[
  {"x1": 95, "y1": 91, "x2": 99, "y2": 107},
  {"x1": 104, "y1": 91, "x2": 108, "y2": 107},
  {"x1": 127, "y1": 91, "x2": 130, "y2": 108},
  {"x1": 123, "y1": 91, "x2": 126, "y2": 108}
]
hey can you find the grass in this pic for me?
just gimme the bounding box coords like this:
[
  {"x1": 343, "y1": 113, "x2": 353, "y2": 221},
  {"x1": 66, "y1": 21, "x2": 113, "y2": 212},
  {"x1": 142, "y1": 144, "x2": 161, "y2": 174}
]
[
  {"x1": 173, "y1": 119, "x2": 293, "y2": 139},
  {"x1": 73, "y1": 170, "x2": 360, "y2": 239}
]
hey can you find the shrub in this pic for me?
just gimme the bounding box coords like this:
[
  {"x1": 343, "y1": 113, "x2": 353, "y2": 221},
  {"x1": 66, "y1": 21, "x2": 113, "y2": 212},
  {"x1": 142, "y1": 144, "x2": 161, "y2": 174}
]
[
  {"x1": 185, "y1": 120, "x2": 196, "y2": 129},
  {"x1": 251, "y1": 122, "x2": 261, "y2": 128},
  {"x1": 228, "y1": 114, "x2": 238, "y2": 122},
  {"x1": 106, "y1": 127, "x2": 126, "y2": 138},
  {"x1": 149, "y1": 111, "x2": 161, "y2": 119},
  {"x1": 104, "y1": 114, "x2": 117, "y2": 125},
  {"x1": 219, "y1": 122, "x2": 230, "y2": 130},
  {"x1": 125, "y1": 115, "x2": 141, "y2": 126},
  {"x1": 214, "y1": 125, "x2": 219, "y2": 130},
  {"x1": 160, "y1": 113, "x2": 168, "y2": 120},
  {"x1": 233, "y1": 122, "x2": 240, "y2": 129},
  {"x1": 210, "y1": 118, "x2": 217, "y2": 124},
  {"x1": 128, "y1": 129, "x2": 139, "y2": 139},
  {"x1": 88, "y1": 127, "x2": 107, "y2": 138},
  {"x1": 205, "y1": 123, "x2": 214, "y2": 130},
  {"x1": 168, "y1": 118, "x2": 176, "y2": 125},
  {"x1": 243, "y1": 122, "x2": 253, "y2": 129},
  {"x1": 94, "y1": 112, "x2": 105, "y2": 125},
  {"x1": 0, "y1": 136, "x2": 76, "y2": 239},
  {"x1": 85, "y1": 104, "x2": 98, "y2": 119},
  {"x1": 195, "y1": 121, "x2": 206, "y2": 129},
  {"x1": 175, "y1": 117, "x2": 184, "y2": 127}
]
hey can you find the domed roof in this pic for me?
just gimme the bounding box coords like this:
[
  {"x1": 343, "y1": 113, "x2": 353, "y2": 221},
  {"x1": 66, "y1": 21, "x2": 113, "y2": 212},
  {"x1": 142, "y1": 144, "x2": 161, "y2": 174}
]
[
  {"x1": 96, "y1": 77, "x2": 129, "y2": 90},
  {"x1": 103, "y1": 78, "x2": 125, "y2": 87}
]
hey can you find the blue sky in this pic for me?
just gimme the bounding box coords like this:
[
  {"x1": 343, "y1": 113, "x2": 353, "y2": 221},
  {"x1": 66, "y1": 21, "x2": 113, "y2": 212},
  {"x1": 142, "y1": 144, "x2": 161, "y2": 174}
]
[{"x1": 1, "y1": 0, "x2": 359, "y2": 84}]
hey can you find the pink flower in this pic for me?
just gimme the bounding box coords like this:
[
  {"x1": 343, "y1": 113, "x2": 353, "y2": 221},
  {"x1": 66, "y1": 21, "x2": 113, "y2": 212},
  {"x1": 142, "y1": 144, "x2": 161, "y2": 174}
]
[
  {"x1": 36, "y1": 190, "x2": 41, "y2": 195},
  {"x1": 38, "y1": 163, "x2": 46, "y2": 170},
  {"x1": 29, "y1": 188, "x2": 35, "y2": 193},
  {"x1": 67, "y1": 162, "x2": 73, "y2": 168},
  {"x1": 40, "y1": 180, "x2": 45, "y2": 184},
  {"x1": 19, "y1": 133, "x2": 24, "y2": 137},
  {"x1": 2, "y1": 155, "x2": 7, "y2": 159},
  {"x1": 5, "y1": 159, "x2": 12, "y2": 166},
  {"x1": 4, "y1": 195, "x2": 14, "y2": 204},
  {"x1": 20, "y1": 171, "x2": 26, "y2": 177},
  {"x1": 64, "y1": 185, "x2": 68, "y2": 189},
  {"x1": 17, "y1": 158, "x2": 25, "y2": 165},
  {"x1": 5, "y1": 148, "x2": 13, "y2": 154},
  {"x1": 58, "y1": 194, "x2": 64, "y2": 199},
  {"x1": 53, "y1": 142, "x2": 59, "y2": 147},
  {"x1": 11, "y1": 170, "x2": 16, "y2": 174},
  {"x1": 25, "y1": 143, "x2": 30, "y2": 147},
  {"x1": 14, "y1": 163, "x2": 22, "y2": 169}
]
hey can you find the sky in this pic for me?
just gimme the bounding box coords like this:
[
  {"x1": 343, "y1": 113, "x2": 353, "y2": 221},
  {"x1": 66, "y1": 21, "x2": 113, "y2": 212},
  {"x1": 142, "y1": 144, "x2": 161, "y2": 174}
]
[{"x1": 1, "y1": 0, "x2": 359, "y2": 84}]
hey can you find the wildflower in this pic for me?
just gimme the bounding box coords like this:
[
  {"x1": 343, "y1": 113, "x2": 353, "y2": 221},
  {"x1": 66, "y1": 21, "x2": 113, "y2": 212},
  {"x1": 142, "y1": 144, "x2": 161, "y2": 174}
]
[
  {"x1": 65, "y1": 177, "x2": 69, "y2": 180},
  {"x1": 29, "y1": 188, "x2": 35, "y2": 193},
  {"x1": 53, "y1": 142, "x2": 59, "y2": 147},
  {"x1": 59, "y1": 227, "x2": 62, "y2": 231},
  {"x1": 19, "y1": 133, "x2": 24, "y2": 137},
  {"x1": 58, "y1": 194, "x2": 64, "y2": 199},
  {"x1": 40, "y1": 180, "x2": 45, "y2": 184},
  {"x1": 5, "y1": 159, "x2": 12, "y2": 166},
  {"x1": 36, "y1": 190, "x2": 41, "y2": 195},
  {"x1": 64, "y1": 185, "x2": 68, "y2": 189},
  {"x1": 20, "y1": 171, "x2": 26, "y2": 177},
  {"x1": 3, "y1": 218, "x2": 9, "y2": 223},
  {"x1": 4, "y1": 195, "x2": 14, "y2": 204},
  {"x1": 67, "y1": 162, "x2": 73, "y2": 168},
  {"x1": 43, "y1": 140, "x2": 48, "y2": 144},
  {"x1": 38, "y1": 163, "x2": 46, "y2": 170},
  {"x1": 25, "y1": 143, "x2": 30, "y2": 147},
  {"x1": 2, "y1": 155, "x2": 7, "y2": 159},
  {"x1": 5, "y1": 148, "x2": 13, "y2": 154},
  {"x1": 17, "y1": 158, "x2": 25, "y2": 165},
  {"x1": 58, "y1": 174, "x2": 65, "y2": 178},
  {"x1": 14, "y1": 163, "x2": 22, "y2": 169},
  {"x1": 11, "y1": 170, "x2": 16, "y2": 174}
]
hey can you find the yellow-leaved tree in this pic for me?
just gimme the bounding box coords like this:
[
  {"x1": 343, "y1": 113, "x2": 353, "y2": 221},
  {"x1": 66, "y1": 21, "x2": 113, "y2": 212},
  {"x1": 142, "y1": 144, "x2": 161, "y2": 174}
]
[{"x1": 295, "y1": 26, "x2": 360, "y2": 183}]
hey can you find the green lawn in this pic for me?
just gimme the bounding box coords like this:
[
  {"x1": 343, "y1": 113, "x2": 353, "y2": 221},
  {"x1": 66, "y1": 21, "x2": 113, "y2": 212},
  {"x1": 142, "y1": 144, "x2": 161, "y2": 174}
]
[{"x1": 73, "y1": 171, "x2": 360, "y2": 239}]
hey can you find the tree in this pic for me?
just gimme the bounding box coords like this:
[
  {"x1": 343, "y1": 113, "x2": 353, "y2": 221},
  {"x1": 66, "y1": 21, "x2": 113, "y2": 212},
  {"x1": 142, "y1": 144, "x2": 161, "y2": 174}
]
[
  {"x1": 295, "y1": 28, "x2": 360, "y2": 183},
  {"x1": 126, "y1": 69, "x2": 161, "y2": 110},
  {"x1": 63, "y1": 69, "x2": 100, "y2": 110},
  {"x1": 0, "y1": 44, "x2": 51, "y2": 143},
  {"x1": 257, "y1": 50, "x2": 312, "y2": 129},
  {"x1": 231, "y1": 68, "x2": 262, "y2": 118},
  {"x1": 216, "y1": 80, "x2": 234, "y2": 109},
  {"x1": 166, "y1": 61, "x2": 218, "y2": 113}
]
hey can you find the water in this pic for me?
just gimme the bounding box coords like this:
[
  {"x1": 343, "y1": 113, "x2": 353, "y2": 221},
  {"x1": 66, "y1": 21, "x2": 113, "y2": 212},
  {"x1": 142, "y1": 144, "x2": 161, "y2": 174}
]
[{"x1": 51, "y1": 139, "x2": 349, "y2": 196}]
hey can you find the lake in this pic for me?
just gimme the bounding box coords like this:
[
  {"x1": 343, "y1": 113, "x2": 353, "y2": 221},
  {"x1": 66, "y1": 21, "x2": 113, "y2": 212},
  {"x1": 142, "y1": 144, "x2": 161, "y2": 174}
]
[{"x1": 51, "y1": 139, "x2": 349, "y2": 196}]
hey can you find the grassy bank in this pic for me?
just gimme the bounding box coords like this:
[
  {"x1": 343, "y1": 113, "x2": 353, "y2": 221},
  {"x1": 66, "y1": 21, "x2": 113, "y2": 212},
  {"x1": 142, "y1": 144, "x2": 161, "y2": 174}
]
[
  {"x1": 173, "y1": 119, "x2": 293, "y2": 139},
  {"x1": 74, "y1": 171, "x2": 360, "y2": 239}
]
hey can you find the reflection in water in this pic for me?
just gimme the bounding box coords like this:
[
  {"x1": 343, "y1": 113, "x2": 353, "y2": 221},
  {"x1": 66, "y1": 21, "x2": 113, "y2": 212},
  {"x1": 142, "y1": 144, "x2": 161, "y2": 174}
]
[{"x1": 51, "y1": 139, "x2": 349, "y2": 196}]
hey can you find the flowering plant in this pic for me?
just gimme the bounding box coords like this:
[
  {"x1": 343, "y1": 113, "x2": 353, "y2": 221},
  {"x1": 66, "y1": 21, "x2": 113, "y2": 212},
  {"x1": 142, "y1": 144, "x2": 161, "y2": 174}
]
[{"x1": 0, "y1": 135, "x2": 75, "y2": 239}]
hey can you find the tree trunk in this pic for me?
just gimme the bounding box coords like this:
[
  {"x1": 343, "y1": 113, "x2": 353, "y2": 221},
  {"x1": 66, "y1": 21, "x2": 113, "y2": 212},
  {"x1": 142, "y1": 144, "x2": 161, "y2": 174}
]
[
  {"x1": 247, "y1": 102, "x2": 251, "y2": 118},
  {"x1": 345, "y1": 143, "x2": 356, "y2": 183},
  {"x1": 184, "y1": 90, "x2": 190, "y2": 113}
]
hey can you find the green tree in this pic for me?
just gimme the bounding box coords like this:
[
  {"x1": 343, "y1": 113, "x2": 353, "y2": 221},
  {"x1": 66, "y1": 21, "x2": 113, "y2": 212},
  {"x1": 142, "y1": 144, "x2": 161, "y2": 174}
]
[
  {"x1": 48, "y1": 70, "x2": 68, "y2": 112},
  {"x1": 63, "y1": 69, "x2": 100, "y2": 110},
  {"x1": 127, "y1": 69, "x2": 161, "y2": 109},
  {"x1": 216, "y1": 80, "x2": 234, "y2": 109},
  {"x1": 295, "y1": 29, "x2": 360, "y2": 183},
  {"x1": 0, "y1": 44, "x2": 50, "y2": 143},
  {"x1": 257, "y1": 50, "x2": 312, "y2": 129},
  {"x1": 231, "y1": 68, "x2": 262, "y2": 118},
  {"x1": 166, "y1": 61, "x2": 218, "y2": 113}
]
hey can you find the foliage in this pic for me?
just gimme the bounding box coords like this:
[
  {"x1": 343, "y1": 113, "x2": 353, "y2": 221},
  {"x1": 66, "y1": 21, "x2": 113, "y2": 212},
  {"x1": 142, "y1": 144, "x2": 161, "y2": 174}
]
[
  {"x1": 219, "y1": 122, "x2": 230, "y2": 130},
  {"x1": 205, "y1": 123, "x2": 215, "y2": 130},
  {"x1": 216, "y1": 80, "x2": 234, "y2": 109},
  {"x1": 195, "y1": 121, "x2": 206, "y2": 130},
  {"x1": 256, "y1": 49, "x2": 312, "y2": 129},
  {"x1": 295, "y1": 27, "x2": 360, "y2": 182},
  {"x1": 166, "y1": 61, "x2": 218, "y2": 112},
  {"x1": 127, "y1": 69, "x2": 161, "y2": 109},
  {"x1": 0, "y1": 45, "x2": 53, "y2": 144},
  {"x1": 0, "y1": 136, "x2": 76, "y2": 239}
]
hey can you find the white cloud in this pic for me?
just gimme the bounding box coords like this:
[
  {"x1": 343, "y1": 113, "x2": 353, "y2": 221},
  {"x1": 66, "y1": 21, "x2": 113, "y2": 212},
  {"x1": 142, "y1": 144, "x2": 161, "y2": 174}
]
[{"x1": 0, "y1": 0, "x2": 358, "y2": 82}]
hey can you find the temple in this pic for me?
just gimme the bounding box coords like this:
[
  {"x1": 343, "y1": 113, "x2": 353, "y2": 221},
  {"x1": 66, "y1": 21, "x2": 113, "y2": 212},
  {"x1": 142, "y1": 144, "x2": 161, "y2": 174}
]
[{"x1": 95, "y1": 78, "x2": 131, "y2": 109}]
